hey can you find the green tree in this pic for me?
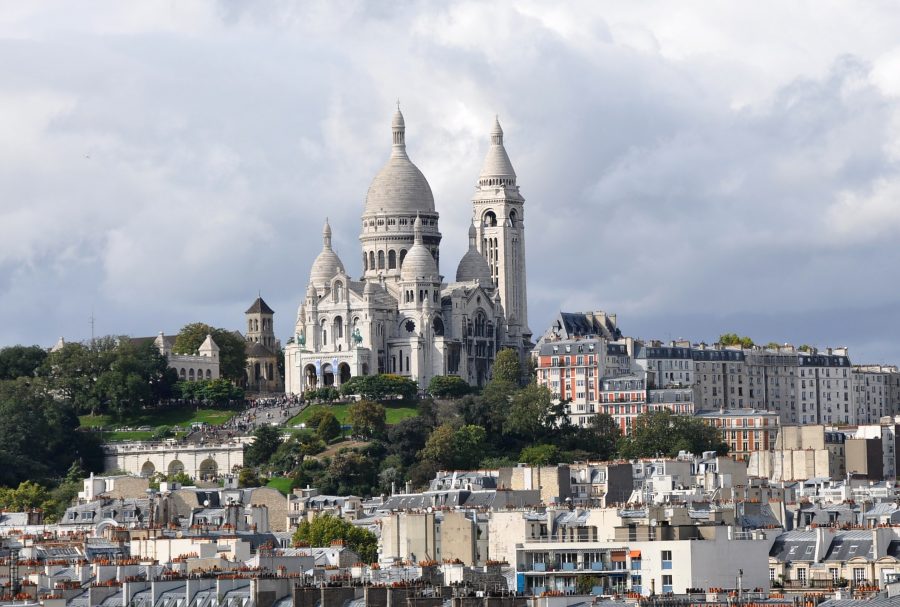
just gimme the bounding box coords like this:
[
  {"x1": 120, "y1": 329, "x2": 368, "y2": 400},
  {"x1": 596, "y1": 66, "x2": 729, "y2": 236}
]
[
  {"x1": 765, "y1": 342, "x2": 781, "y2": 350},
  {"x1": 174, "y1": 323, "x2": 247, "y2": 382},
  {"x1": 340, "y1": 374, "x2": 417, "y2": 400},
  {"x1": 199, "y1": 378, "x2": 244, "y2": 404},
  {"x1": 348, "y1": 400, "x2": 386, "y2": 439},
  {"x1": 798, "y1": 344, "x2": 812, "y2": 352},
  {"x1": 321, "y1": 450, "x2": 379, "y2": 496},
  {"x1": 618, "y1": 410, "x2": 728, "y2": 459},
  {"x1": 0, "y1": 378, "x2": 101, "y2": 485},
  {"x1": 238, "y1": 467, "x2": 262, "y2": 487},
  {"x1": 307, "y1": 386, "x2": 339, "y2": 403},
  {"x1": 292, "y1": 514, "x2": 378, "y2": 563},
  {"x1": 306, "y1": 409, "x2": 341, "y2": 441},
  {"x1": 427, "y1": 375, "x2": 470, "y2": 398},
  {"x1": 245, "y1": 424, "x2": 283, "y2": 466},
  {"x1": 718, "y1": 333, "x2": 754, "y2": 348},
  {"x1": 419, "y1": 424, "x2": 486, "y2": 470},
  {"x1": 504, "y1": 383, "x2": 556, "y2": 441},
  {"x1": 0, "y1": 345, "x2": 48, "y2": 380},
  {"x1": 316, "y1": 412, "x2": 341, "y2": 442},
  {"x1": 581, "y1": 413, "x2": 620, "y2": 461},
  {"x1": 386, "y1": 418, "x2": 431, "y2": 466},
  {"x1": 463, "y1": 380, "x2": 515, "y2": 436},
  {"x1": 43, "y1": 337, "x2": 175, "y2": 417},
  {"x1": 519, "y1": 444, "x2": 561, "y2": 466},
  {"x1": 0, "y1": 481, "x2": 50, "y2": 512},
  {"x1": 492, "y1": 349, "x2": 522, "y2": 385}
]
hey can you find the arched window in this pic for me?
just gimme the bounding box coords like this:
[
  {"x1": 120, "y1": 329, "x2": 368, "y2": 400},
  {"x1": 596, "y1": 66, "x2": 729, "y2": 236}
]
[
  {"x1": 377, "y1": 250, "x2": 385, "y2": 269},
  {"x1": 206, "y1": 369, "x2": 211, "y2": 379},
  {"x1": 333, "y1": 282, "x2": 343, "y2": 303},
  {"x1": 248, "y1": 320, "x2": 252, "y2": 331},
  {"x1": 334, "y1": 315, "x2": 344, "y2": 339},
  {"x1": 509, "y1": 209, "x2": 517, "y2": 226},
  {"x1": 369, "y1": 251, "x2": 375, "y2": 271},
  {"x1": 363, "y1": 253, "x2": 368, "y2": 271},
  {"x1": 484, "y1": 211, "x2": 497, "y2": 227},
  {"x1": 321, "y1": 318, "x2": 328, "y2": 346},
  {"x1": 179, "y1": 368, "x2": 186, "y2": 379},
  {"x1": 189, "y1": 368, "x2": 195, "y2": 380},
  {"x1": 399, "y1": 249, "x2": 407, "y2": 267},
  {"x1": 388, "y1": 250, "x2": 397, "y2": 269}
]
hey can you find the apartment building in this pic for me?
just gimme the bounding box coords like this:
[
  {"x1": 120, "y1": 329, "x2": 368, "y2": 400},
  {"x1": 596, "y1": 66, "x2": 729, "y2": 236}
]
[
  {"x1": 507, "y1": 506, "x2": 775, "y2": 596},
  {"x1": 694, "y1": 409, "x2": 780, "y2": 462}
]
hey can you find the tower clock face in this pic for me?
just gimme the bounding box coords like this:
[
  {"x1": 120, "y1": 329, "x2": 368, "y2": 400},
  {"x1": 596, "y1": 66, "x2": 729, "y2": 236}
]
[{"x1": 405, "y1": 320, "x2": 416, "y2": 333}]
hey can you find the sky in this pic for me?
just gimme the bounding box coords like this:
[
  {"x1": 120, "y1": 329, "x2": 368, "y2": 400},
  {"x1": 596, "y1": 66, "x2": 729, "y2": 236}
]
[{"x1": 3, "y1": 1, "x2": 900, "y2": 362}]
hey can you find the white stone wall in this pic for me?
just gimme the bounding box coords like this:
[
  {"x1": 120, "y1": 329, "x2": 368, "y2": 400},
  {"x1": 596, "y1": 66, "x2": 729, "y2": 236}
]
[{"x1": 102, "y1": 440, "x2": 247, "y2": 480}]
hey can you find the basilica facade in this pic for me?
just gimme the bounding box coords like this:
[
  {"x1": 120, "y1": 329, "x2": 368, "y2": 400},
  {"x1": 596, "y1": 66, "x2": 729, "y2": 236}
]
[{"x1": 284, "y1": 109, "x2": 531, "y2": 395}]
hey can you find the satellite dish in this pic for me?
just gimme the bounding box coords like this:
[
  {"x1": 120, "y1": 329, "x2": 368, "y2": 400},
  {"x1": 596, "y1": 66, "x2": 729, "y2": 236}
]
[
  {"x1": 426, "y1": 507, "x2": 433, "y2": 513},
  {"x1": 203, "y1": 500, "x2": 210, "y2": 507},
  {"x1": 650, "y1": 519, "x2": 657, "y2": 527}
]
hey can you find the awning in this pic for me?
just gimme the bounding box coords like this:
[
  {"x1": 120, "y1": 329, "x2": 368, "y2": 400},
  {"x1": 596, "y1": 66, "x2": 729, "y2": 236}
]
[
  {"x1": 611, "y1": 551, "x2": 627, "y2": 562},
  {"x1": 629, "y1": 550, "x2": 641, "y2": 559}
]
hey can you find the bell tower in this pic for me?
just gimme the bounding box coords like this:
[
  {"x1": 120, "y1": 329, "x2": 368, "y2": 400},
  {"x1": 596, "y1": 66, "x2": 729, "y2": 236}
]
[
  {"x1": 245, "y1": 296, "x2": 276, "y2": 351},
  {"x1": 472, "y1": 117, "x2": 531, "y2": 347}
]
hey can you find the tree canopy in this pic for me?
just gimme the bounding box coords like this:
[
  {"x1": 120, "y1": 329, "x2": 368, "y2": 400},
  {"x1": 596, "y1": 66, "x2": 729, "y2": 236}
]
[
  {"x1": 176, "y1": 378, "x2": 244, "y2": 404},
  {"x1": 718, "y1": 333, "x2": 754, "y2": 348},
  {"x1": 41, "y1": 337, "x2": 176, "y2": 417},
  {"x1": 618, "y1": 410, "x2": 728, "y2": 459},
  {"x1": 427, "y1": 375, "x2": 470, "y2": 398},
  {"x1": 0, "y1": 378, "x2": 102, "y2": 486},
  {"x1": 0, "y1": 345, "x2": 47, "y2": 380},
  {"x1": 244, "y1": 424, "x2": 283, "y2": 467},
  {"x1": 174, "y1": 323, "x2": 247, "y2": 382},
  {"x1": 340, "y1": 374, "x2": 417, "y2": 400},
  {"x1": 348, "y1": 400, "x2": 386, "y2": 439},
  {"x1": 292, "y1": 514, "x2": 378, "y2": 563},
  {"x1": 492, "y1": 349, "x2": 522, "y2": 385}
]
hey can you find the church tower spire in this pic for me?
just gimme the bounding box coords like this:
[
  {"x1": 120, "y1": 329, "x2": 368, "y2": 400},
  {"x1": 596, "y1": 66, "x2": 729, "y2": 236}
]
[{"x1": 472, "y1": 116, "x2": 531, "y2": 348}]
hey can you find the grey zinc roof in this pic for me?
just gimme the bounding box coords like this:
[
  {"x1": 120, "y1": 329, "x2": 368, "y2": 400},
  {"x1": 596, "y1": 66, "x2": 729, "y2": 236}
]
[
  {"x1": 824, "y1": 532, "x2": 875, "y2": 562},
  {"x1": 769, "y1": 531, "x2": 818, "y2": 561},
  {"x1": 245, "y1": 297, "x2": 274, "y2": 315}
]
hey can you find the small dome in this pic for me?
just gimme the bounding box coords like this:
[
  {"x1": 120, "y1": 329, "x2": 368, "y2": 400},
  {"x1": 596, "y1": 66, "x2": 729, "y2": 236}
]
[
  {"x1": 456, "y1": 249, "x2": 493, "y2": 284},
  {"x1": 401, "y1": 216, "x2": 439, "y2": 281},
  {"x1": 456, "y1": 220, "x2": 493, "y2": 283},
  {"x1": 309, "y1": 219, "x2": 345, "y2": 286},
  {"x1": 365, "y1": 109, "x2": 436, "y2": 215}
]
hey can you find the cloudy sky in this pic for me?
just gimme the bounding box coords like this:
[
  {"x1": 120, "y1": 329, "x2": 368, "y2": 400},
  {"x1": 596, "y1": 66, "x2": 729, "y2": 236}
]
[{"x1": 3, "y1": 1, "x2": 900, "y2": 362}]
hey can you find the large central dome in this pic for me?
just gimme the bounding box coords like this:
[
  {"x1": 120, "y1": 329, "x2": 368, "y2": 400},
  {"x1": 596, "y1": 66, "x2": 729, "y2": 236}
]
[{"x1": 364, "y1": 108, "x2": 435, "y2": 215}]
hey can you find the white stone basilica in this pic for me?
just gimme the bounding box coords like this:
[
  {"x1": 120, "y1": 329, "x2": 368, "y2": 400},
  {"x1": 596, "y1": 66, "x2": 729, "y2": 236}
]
[{"x1": 284, "y1": 108, "x2": 531, "y2": 395}]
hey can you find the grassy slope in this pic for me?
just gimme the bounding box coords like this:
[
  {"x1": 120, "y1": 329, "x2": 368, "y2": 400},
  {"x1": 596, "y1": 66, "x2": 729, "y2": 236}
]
[
  {"x1": 79, "y1": 408, "x2": 236, "y2": 442},
  {"x1": 288, "y1": 402, "x2": 418, "y2": 426},
  {"x1": 266, "y1": 477, "x2": 294, "y2": 495}
]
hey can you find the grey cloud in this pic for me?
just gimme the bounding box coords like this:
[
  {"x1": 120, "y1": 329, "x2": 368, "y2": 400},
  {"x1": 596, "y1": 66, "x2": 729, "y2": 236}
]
[{"x1": 2, "y1": 2, "x2": 900, "y2": 365}]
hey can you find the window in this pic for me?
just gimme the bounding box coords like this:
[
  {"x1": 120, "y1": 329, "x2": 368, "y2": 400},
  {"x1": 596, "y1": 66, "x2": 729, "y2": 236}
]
[
  {"x1": 853, "y1": 568, "x2": 866, "y2": 583},
  {"x1": 661, "y1": 550, "x2": 672, "y2": 570},
  {"x1": 662, "y1": 575, "x2": 673, "y2": 593},
  {"x1": 797, "y1": 568, "x2": 807, "y2": 584},
  {"x1": 769, "y1": 568, "x2": 776, "y2": 581}
]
